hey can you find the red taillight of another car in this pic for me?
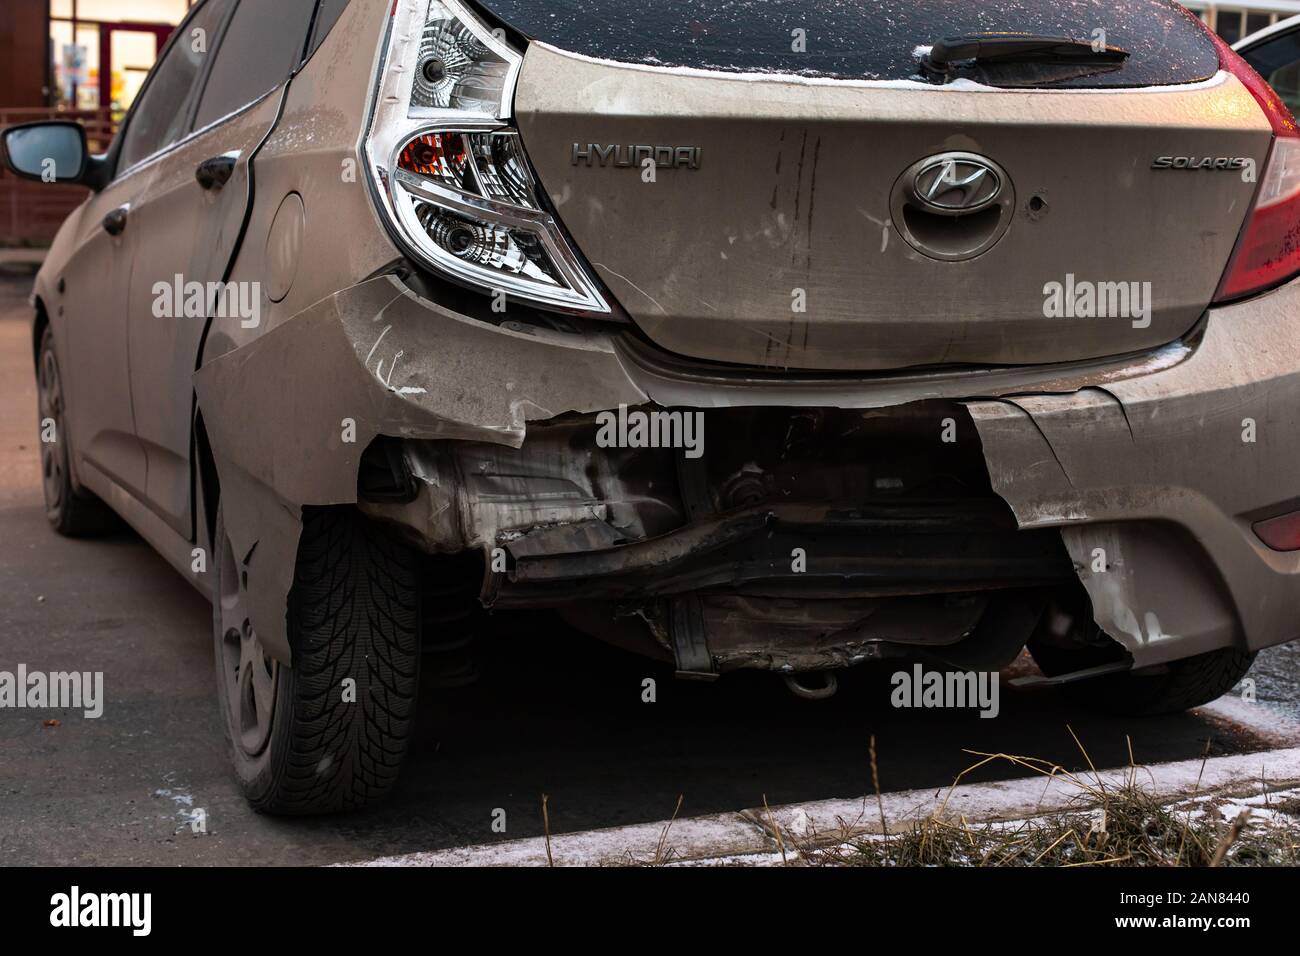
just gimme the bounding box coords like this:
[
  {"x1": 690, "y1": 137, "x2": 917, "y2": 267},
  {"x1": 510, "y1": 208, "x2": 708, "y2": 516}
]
[{"x1": 1208, "y1": 29, "x2": 1300, "y2": 303}]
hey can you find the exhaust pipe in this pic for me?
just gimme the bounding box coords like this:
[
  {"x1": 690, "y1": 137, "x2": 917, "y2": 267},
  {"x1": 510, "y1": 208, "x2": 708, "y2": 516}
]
[{"x1": 783, "y1": 672, "x2": 839, "y2": 701}]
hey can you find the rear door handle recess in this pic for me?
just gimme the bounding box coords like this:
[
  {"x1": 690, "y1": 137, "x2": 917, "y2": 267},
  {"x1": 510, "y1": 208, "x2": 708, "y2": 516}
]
[
  {"x1": 195, "y1": 155, "x2": 237, "y2": 191},
  {"x1": 102, "y1": 206, "x2": 128, "y2": 236}
]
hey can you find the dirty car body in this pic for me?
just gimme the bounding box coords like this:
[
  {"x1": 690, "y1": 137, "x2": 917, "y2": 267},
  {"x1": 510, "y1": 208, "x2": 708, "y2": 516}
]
[{"x1": 8, "y1": 0, "x2": 1300, "y2": 812}]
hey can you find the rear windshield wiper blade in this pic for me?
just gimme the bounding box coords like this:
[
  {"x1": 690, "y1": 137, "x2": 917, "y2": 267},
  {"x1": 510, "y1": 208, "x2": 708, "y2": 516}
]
[{"x1": 922, "y1": 33, "x2": 1130, "y2": 77}]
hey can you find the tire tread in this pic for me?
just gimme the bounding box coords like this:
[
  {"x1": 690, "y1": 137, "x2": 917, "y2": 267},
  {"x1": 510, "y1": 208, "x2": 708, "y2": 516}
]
[{"x1": 254, "y1": 507, "x2": 420, "y2": 814}]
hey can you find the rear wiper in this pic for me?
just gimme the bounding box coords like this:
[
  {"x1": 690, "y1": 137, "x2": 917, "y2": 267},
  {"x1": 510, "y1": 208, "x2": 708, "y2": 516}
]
[{"x1": 921, "y1": 33, "x2": 1130, "y2": 80}]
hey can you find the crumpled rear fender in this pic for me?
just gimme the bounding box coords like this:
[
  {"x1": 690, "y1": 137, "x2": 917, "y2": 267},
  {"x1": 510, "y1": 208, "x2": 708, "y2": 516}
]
[
  {"x1": 194, "y1": 276, "x2": 648, "y2": 660},
  {"x1": 967, "y1": 279, "x2": 1300, "y2": 667}
]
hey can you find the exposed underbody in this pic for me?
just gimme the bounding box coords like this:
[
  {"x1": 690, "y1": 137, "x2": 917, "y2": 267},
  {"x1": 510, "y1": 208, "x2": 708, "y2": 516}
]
[{"x1": 193, "y1": 269, "x2": 1300, "y2": 684}]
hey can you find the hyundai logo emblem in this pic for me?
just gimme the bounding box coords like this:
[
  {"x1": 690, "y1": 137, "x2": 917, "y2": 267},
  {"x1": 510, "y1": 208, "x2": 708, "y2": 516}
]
[{"x1": 911, "y1": 153, "x2": 1004, "y2": 213}]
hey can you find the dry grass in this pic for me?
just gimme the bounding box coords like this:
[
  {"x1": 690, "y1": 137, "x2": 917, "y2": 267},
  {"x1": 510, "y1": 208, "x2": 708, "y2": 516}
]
[
  {"x1": 811, "y1": 783, "x2": 1232, "y2": 867},
  {"x1": 784, "y1": 731, "x2": 1300, "y2": 868},
  {"x1": 607, "y1": 730, "x2": 1299, "y2": 867}
]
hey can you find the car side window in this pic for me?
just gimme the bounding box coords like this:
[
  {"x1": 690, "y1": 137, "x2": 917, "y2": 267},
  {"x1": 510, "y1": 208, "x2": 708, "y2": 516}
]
[
  {"x1": 192, "y1": 0, "x2": 320, "y2": 131},
  {"x1": 117, "y1": 0, "x2": 237, "y2": 172},
  {"x1": 1241, "y1": 28, "x2": 1300, "y2": 116},
  {"x1": 308, "y1": 0, "x2": 353, "y2": 60}
]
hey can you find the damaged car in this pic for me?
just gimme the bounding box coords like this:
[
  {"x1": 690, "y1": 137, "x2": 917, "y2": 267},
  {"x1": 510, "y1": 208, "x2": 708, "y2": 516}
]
[{"x1": 6, "y1": 0, "x2": 1300, "y2": 813}]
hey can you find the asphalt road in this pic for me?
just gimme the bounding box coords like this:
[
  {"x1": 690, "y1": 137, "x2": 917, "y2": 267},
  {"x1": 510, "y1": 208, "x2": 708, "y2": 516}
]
[{"x1": 1, "y1": 270, "x2": 1297, "y2": 866}]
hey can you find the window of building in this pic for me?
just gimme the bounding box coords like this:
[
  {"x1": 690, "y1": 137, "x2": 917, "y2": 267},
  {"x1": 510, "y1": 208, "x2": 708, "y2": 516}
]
[
  {"x1": 73, "y1": 1, "x2": 192, "y2": 21},
  {"x1": 1246, "y1": 12, "x2": 1274, "y2": 36},
  {"x1": 1218, "y1": 8, "x2": 1246, "y2": 44},
  {"x1": 1190, "y1": 6, "x2": 1291, "y2": 46},
  {"x1": 49, "y1": 1, "x2": 197, "y2": 113},
  {"x1": 110, "y1": 30, "x2": 158, "y2": 110}
]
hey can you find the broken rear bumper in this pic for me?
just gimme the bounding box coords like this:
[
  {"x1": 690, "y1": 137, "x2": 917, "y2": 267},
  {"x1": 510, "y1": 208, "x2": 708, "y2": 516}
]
[
  {"x1": 194, "y1": 274, "x2": 1300, "y2": 669},
  {"x1": 966, "y1": 281, "x2": 1300, "y2": 667}
]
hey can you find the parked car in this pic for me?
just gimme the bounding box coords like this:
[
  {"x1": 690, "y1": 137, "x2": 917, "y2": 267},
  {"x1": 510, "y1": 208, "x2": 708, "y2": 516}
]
[
  {"x1": 1237, "y1": 13, "x2": 1300, "y2": 112},
  {"x1": 5, "y1": 0, "x2": 1300, "y2": 814}
]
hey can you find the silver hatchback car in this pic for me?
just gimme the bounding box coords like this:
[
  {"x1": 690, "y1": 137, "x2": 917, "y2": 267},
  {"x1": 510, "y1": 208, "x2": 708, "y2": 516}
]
[{"x1": 4, "y1": 0, "x2": 1300, "y2": 813}]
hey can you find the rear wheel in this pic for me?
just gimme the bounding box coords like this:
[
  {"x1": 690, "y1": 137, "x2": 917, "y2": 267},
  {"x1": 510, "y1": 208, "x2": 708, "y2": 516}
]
[
  {"x1": 213, "y1": 504, "x2": 421, "y2": 814},
  {"x1": 36, "y1": 326, "x2": 117, "y2": 537}
]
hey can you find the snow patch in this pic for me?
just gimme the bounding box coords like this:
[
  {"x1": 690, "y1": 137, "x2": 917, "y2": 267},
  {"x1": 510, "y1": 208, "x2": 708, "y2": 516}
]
[{"x1": 539, "y1": 44, "x2": 1230, "y2": 96}]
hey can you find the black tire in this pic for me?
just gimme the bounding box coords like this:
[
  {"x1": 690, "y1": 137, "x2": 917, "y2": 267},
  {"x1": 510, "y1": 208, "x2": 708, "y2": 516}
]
[
  {"x1": 1029, "y1": 642, "x2": 1257, "y2": 717},
  {"x1": 214, "y1": 504, "x2": 421, "y2": 814},
  {"x1": 36, "y1": 326, "x2": 118, "y2": 537}
]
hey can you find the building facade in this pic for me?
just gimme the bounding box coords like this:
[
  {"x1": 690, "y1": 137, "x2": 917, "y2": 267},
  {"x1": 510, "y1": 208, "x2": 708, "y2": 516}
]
[
  {"x1": 0, "y1": 2, "x2": 194, "y2": 246},
  {"x1": 48, "y1": 0, "x2": 194, "y2": 114},
  {"x1": 0, "y1": 1, "x2": 193, "y2": 115},
  {"x1": 1184, "y1": 1, "x2": 1300, "y2": 43}
]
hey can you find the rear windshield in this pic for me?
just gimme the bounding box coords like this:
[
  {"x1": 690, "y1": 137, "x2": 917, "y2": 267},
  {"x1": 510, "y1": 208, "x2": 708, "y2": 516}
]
[{"x1": 476, "y1": 0, "x2": 1220, "y2": 88}]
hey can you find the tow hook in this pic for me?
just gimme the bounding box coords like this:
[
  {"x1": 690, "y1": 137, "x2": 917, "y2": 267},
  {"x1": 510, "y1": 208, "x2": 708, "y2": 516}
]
[{"x1": 783, "y1": 672, "x2": 839, "y2": 701}]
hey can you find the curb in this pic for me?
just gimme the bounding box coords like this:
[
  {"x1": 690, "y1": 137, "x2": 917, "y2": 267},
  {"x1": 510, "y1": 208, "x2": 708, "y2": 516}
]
[{"x1": 343, "y1": 744, "x2": 1300, "y2": 867}]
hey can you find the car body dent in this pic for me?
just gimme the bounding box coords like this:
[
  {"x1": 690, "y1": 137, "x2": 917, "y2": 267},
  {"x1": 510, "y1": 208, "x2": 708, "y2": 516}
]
[
  {"x1": 966, "y1": 278, "x2": 1300, "y2": 666},
  {"x1": 195, "y1": 266, "x2": 1300, "y2": 668},
  {"x1": 193, "y1": 275, "x2": 649, "y2": 660},
  {"x1": 191, "y1": 0, "x2": 398, "y2": 661},
  {"x1": 125, "y1": 84, "x2": 287, "y2": 541}
]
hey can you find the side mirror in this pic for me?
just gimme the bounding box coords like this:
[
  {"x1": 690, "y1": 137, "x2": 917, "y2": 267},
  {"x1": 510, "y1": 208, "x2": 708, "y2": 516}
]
[{"x1": 2, "y1": 121, "x2": 89, "y2": 184}]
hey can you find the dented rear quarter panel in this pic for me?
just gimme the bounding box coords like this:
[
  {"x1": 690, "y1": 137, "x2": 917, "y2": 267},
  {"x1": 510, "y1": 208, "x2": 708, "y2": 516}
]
[{"x1": 195, "y1": 0, "x2": 398, "y2": 661}]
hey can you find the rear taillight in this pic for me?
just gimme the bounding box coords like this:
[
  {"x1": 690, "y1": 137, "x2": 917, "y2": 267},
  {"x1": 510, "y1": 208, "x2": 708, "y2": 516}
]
[
  {"x1": 364, "y1": 0, "x2": 609, "y2": 314},
  {"x1": 1215, "y1": 137, "x2": 1300, "y2": 302},
  {"x1": 1205, "y1": 28, "x2": 1300, "y2": 303}
]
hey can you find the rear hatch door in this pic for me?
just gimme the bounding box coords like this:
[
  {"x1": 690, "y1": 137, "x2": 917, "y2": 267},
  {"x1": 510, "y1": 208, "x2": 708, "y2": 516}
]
[{"x1": 505, "y1": 0, "x2": 1273, "y2": 370}]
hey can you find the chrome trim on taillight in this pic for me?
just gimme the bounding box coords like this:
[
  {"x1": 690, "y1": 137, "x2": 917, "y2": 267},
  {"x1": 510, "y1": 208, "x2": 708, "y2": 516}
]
[{"x1": 363, "y1": 0, "x2": 610, "y2": 314}]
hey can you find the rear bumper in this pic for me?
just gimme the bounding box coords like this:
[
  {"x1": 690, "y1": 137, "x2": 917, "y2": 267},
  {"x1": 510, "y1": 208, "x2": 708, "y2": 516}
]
[
  {"x1": 193, "y1": 273, "x2": 1300, "y2": 668},
  {"x1": 967, "y1": 279, "x2": 1300, "y2": 667}
]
